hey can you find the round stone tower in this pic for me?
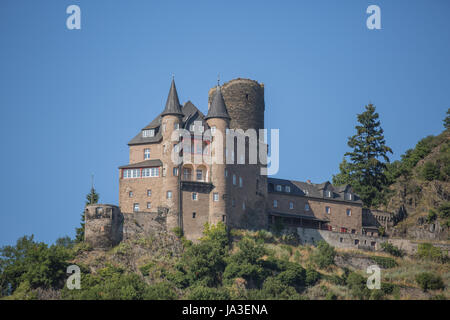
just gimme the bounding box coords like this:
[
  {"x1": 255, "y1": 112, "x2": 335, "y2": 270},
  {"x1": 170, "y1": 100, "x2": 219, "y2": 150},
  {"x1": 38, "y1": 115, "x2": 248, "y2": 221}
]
[
  {"x1": 84, "y1": 204, "x2": 123, "y2": 249},
  {"x1": 208, "y1": 78, "x2": 265, "y2": 132},
  {"x1": 161, "y1": 79, "x2": 184, "y2": 231}
]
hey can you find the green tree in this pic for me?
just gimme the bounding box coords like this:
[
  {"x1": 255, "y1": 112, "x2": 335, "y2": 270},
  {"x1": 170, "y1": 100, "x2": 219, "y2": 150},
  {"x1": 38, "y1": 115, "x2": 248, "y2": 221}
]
[
  {"x1": 311, "y1": 240, "x2": 336, "y2": 269},
  {"x1": 333, "y1": 104, "x2": 393, "y2": 207},
  {"x1": 444, "y1": 108, "x2": 450, "y2": 130},
  {"x1": 75, "y1": 187, "x2": 99, "y2": 243}
]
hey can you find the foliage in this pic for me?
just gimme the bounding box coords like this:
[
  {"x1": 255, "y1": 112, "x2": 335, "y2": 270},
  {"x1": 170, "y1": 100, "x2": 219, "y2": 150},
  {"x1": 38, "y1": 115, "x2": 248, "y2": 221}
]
[
  {"x1": 346, "y1": 272, "x2": 370, "y2": 299},
  {"x1": 0, "y1": 235, "x2": 74, "y2": 296},
  {"x1": 172, "y1": 227, "x2": 183, "y2": 238},
  {"x1": 310, "y1": 240, "x2": 336, "y2": 269},
  {"x1": 333, "y1": 104, "x2": 393, "y2": 207},
  {"x1": 415, "y1": 272, "x2": 445, "y2": 292},
  {"x1": 370, "y1": 256, "x2": 397, "y2": 269},
  {"x1": 186, "y1": 285, "x2": 230, "y2": 300},
  {"x1": 444, "y1": 108, "x2": 450, "y2": 130},
  {"x1": 421, "y1": 162, "x2": 441, "y2": 181},
  {"x1": 380, "y1": 242, "x2": 404, "y2": 257},
  {"x1": 417, "y1": 243, "x2": 448, "y2": 263}
]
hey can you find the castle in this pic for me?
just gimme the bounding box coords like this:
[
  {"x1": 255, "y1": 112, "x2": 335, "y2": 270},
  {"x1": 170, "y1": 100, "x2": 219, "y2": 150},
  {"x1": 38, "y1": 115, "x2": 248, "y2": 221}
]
[{"x1": 85, "y1": 78, "x2": 394, "y2": 250}]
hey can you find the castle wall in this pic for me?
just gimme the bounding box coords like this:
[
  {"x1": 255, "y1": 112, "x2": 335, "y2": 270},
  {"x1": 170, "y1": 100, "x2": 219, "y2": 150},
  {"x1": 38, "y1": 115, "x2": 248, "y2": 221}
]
[
  {"x1": 119, "y1": 175, "x2": 164, "y2": 214},
  {"x1": 85, "y1": 204, "x2": 123, "y2": 249},
  {"x1": 182, "y1": 190, "x2": 210, "y2": 241},
  {"x1": 267, "y1": 193, "x2": 363, "y2": 233},
  {"x1": 129, "y1": 143, "x2": 162, "y2": 164}
]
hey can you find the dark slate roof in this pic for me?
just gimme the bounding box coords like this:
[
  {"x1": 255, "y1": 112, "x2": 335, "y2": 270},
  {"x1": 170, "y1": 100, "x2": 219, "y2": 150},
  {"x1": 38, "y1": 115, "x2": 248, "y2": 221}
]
[
  {"x1": 161, "y1": 79, "x2": 184, "y2": 117},
  {"x1": 267, "y1": 177, "x2": 362, "y2": 204},
  {"x1": 128, "y1": 101, "x2": 206, "y2": 146},
  {"x1": 205, "y1": 86, "x2": 230, "y2": 120},
  {"x1": 119, "y1": 159, "x2": 163, "y2": 169}
]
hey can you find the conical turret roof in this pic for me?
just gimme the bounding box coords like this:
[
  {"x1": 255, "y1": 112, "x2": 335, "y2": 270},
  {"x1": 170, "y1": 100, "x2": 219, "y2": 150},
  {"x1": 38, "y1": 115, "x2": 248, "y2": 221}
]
[
  {"x1": 205, "y1": 85, "x2": 230, "y2": 120},
  {"x1": 161, "y1": 79, "x2": 183, "y2": 117}
]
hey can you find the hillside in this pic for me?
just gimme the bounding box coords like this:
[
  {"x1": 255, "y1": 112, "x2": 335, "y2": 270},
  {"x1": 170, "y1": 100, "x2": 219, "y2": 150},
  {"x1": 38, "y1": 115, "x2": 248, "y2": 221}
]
[
  {"x1": 1, "y1": 227, "x2": 448, "y2": 300},
  {"x1": 378, "y1": 130, "x2": 450, "y2": 240}
]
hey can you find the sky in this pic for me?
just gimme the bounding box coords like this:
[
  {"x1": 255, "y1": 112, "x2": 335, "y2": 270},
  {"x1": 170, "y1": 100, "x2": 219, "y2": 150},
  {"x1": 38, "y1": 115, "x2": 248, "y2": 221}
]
[{"x1": 0, "y1": 0, "x2": 449, "y2": 246}]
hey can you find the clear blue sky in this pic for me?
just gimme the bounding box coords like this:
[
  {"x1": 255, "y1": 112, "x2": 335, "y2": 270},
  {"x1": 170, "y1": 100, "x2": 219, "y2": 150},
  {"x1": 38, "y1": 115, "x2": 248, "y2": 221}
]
[{"x1": 0, "y1": 0, "x2": 449, "y2": 246}]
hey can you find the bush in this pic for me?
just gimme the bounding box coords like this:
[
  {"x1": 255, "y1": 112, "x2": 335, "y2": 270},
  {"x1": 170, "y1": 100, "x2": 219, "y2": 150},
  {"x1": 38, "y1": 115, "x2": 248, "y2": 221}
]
[
  {"x1": 261, "y1": 277, "x2": 301, "y2": 300},
  {"x1": 172, "y1": 227, "x2": 183, "y2": 238},
  {"x1": 415, "y1": 272, "x2": 445, "y2": 292},
  {"x1": 438, "y1": 202, "x2": 450, "y2": 219},
  {"x1": 346, "y1": 272, "x2": 370, "y2": 299},
  {"x1": 417, "y1": 243, "x2": 447, "y2": 263},
  {"x1": 305, "y1": 268, "x2": 320, "y2": 286},
  {"x1": 421, "y1": 162, "x2": 441, "y2": 181},
  {"x1": 370, "y1": 256, "x2": 397, "y2": 269},
  {"x1": 276, "y1": 263, "x2": 306, "y2": 288},
  {"x1": 380, "y1": 242, "x2": 404, "y2": 257},
  {"x1": 143, "y1": 282, "x2": 177, "y2": 300},
  {"x1": 311, "y1": 241, "x2": 336, "y2": 269},
  {"x1": 426, "y1": 210, "x2": 437, "y2": 223},
  {"x1": 186, "y1": 286, "x2": 230, "y2": 300}
]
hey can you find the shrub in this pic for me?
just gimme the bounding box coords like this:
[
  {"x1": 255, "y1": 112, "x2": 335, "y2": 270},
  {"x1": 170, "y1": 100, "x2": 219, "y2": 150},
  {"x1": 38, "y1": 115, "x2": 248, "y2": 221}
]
[
  {"x1": 143, "y1": 282, "x2": 177, "y2": 300},
  {"x1": 438, "y1": 202, "x2": 450, "y2": 219},
  {"x1": 261, "y1": 277, "x2": 301, "y2": 300},
  {"x1": 380, "y1": 242, "x2": 404, "y2": 257},
  {"x1": 415, "y1": 272, "x2": 445, "y2": 292},
  {"x1": 311, "y1": 241, "x2": 336, "y2": 269},
  {"x1": 172, "y1": 227, "x2": 183, "y2": 238},
  {"x1": 426, "y1": 210, "x2": 437, "y2": 223},
  {"x1": 325, "y1": 291, "x2": 337, "y2": 300},
  {"x1": 276, "y1": 263, "x2": 306, "y2": 288},
  {"x1": 346, "y1": 272, "x2": 370, "y2": 299},
  {"x1": 370, "y1": 256, "x2": 397, "y2": 269},
  {"x1": 421, "y1": 162, "x2": 441, "y2": 181},
  {"x1": 417, "y1": 243, "x2": 447, "y2": 263},
  {"x1": 186, "y1": 286, "x2": 230, "y2": 300},
  {"x1": 305, "y1": 268, "x2": 320, "y2": 286}
]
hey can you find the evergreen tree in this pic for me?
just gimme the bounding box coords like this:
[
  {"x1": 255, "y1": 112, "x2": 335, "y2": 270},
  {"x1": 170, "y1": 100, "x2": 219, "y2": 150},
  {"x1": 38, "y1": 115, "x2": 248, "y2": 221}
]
[
  {"x1": 75, "y1": 186, "x2": 99, "y2": 243},
  {"x1": 444, "y1": 108, "x2": 450, "y2": 130},
  {"x1": 333, "y1": 104, "x2": 392, "y2": 207}
]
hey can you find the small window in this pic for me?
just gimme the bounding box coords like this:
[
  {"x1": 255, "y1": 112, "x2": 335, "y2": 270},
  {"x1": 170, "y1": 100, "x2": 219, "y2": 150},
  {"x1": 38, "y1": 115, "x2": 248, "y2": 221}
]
[
  {"x1": 232, "y1": 199, "x2": 235, "y2": 207},
  {"x1": 162, "y1": 167, "x2": 167, "y2": 177},
  {"x1": 326, "y1": 190, "x2": 332, "y2": 197},
  {"x1": 273, "y1": 200, "x2": 278, "y2": 208},
  {"x1": 225, "y1": 169, "x2": 228, "y2": 177},
  {"x1": 285, "y1": 186, "x2": 291, "y2": 193},
  {"x1": 346, "y1": 209, "x2": 352, "y2": 217},
  {"x1": 339, "y1": 237, "x2": 343, "y2": 243},
  {"x1": 239, "y1": 177, "x2": 243, "y2": 188},
  {"x1": 276, "y1": 185, "x2": 282, "y2": 192},
  {"x1": 232, "y1": 174, "x2": 237, "y2": 185},
  {"x1": 192, "y1": 192, "x2": 198, "y2": 200},
  {"x1": 196, "y1": 169, "x2": 203, "y2": 181},
  {"x1": 355, "y1": 239, "x2": 359, "y2": 245},
  {"x1": 146, "y1": 202, "x2": 151, "y2": 209},
  {"x1": 326, "y1": 206, "x2": 331, "y2": 214},
  {"x1": 289, "y1": 202, "x2": 294, "y2": 210},
  {"x1": 305, "y1": 203, "x2": 310, "y2": 211},
  {"x1": 190, "y1": 124, "x2": 195, "y2": 131},
  {"x1": 222, "y1": 215, "x2": 226, "y2": 222},
  {"x1": 192, "y1": 212, "x2": 196, "y2": 218},
  {"x1": 142, "y1": 129, "x2": 154, "y2": 138},
  {"x1": 211, "y1": 126, "x2": 216, "y2": 134},
  {"x1": 129, "y1": 191, "x2": 133, "y2": 198},
  {"x1": 174, "y1": 123, "x2": 180, "y2": 130},
  {"x1": 213, "y1": 193, "x2": 219, "y2": 202},
  {"x1": 133, "y1": 203, "x2": 139, "y2": 212},
  {"x1": 173, "y1": 167, "x2": 179, "y2": 176},
  {"x1": 147, "y1": 189, "x2": 152, "y2": 197},
  {"x1": 167, "y1": 191, "x2": 172, "y2": 199},
  {"x1": 242, "y1": 201, "x2": 246, "y2": 210},
  {"x1": 144, "y1": 148, "x2": 150, "y2": 160}
]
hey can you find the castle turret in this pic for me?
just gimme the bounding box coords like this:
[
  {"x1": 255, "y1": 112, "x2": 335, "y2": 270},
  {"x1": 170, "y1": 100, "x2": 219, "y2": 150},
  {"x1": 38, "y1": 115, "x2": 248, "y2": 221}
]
[
  {"x1": 161, "y1": 79, "x2": 183, "y2": 231},
  {"x1": 205, "y1": 85, "x2": 230, "y2": 225}
]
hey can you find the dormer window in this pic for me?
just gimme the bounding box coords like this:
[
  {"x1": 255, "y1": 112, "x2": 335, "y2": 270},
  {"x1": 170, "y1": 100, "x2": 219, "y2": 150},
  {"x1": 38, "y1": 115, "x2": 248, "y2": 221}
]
[
  {"x1": 285, "y1": 186, "x2": 291, "y2": 193},
  {"x1": 211, "y1": 126, "x2": 216, "y2": 134},
  {"x1": 276, "y1": 185, "x2": 282, "y2": 192},
  {"x1": 345, "y1": 193, "x2": 352, "y2": 201},
  {"x1": 325, "y1": 190, "x2": 332, "y2": 198},
  {"x1": 142, "y1": 129, "x2": 155, "y2": 138}
]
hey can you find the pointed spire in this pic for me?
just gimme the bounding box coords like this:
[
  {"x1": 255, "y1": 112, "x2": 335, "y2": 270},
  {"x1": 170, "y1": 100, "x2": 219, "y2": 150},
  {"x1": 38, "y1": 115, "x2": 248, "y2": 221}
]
[
  {"x1": 205, "y1": 84, "x2": 230, "y2": 120},
  {"x1": 161, "y1": 78, "x2": 183, "y2": 117}
]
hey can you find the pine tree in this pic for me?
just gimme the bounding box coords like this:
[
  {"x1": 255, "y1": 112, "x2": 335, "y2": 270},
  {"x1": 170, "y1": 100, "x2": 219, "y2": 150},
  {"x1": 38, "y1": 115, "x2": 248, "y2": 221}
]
[
  {"x1": 75, "y1": 187, "x2": 99, "y2": 243},
  {"x1": 333, "y1": 104, "x2": 392, "y2": 207},
  {"x1": 444, "y1": 108, "x2": 450, "y2": 130}
]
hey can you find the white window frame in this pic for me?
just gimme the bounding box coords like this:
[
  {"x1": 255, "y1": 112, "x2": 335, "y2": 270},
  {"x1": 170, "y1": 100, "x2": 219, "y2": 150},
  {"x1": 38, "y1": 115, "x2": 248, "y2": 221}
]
[
  {"x1": 147, "y1": 202, "x2": 151, "y2": 209},
  {"x1": 273, "y1": 200, "x2": 278, "y2": 208},
  {"x1": 133, "y1": 203, "x2": 139, "y2": 212},
  {"x1": 289, "y1": 202, "x2": 294, "y2": 210},
  {"x1": 144, "y1": 148, "x2": 150, "y2": 160},
  {"x1": 192, "y1": 192, "x2": 198, "y2": 201},
  {"x1": 285, "y1": 186, "x2": 291, "y2": 193},
  {"x1": 167, "y1": 191, "x2": 172, "y2": 199},
  {"x1": 326, "y1": 206, "x2": 331, "y2": 214},
  {"x1": 142, "y1": 129, "x2": 155, "y2": 138},
  {"x1": 346, "y1": 209, "x2": 352, "y2": 217},
  {"x1": 147, "y1": 189, "x2": 152, "y2": 197},
  {"x1": 213, "y1": 193, "x2": 219, "y2": 202},
  {"x1": 276, "y1": 185, "x2": 282, "y2": 192}
]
